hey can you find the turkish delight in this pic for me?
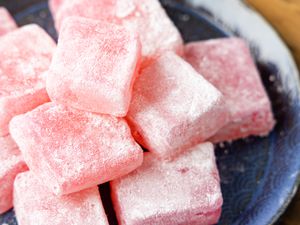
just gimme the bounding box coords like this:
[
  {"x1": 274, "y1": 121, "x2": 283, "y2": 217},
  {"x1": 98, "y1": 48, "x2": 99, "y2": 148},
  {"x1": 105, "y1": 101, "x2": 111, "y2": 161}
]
[
  {"x1": 53, "y1": 0, "x2": 183, "y2": 66},
  {"x1": 185, "y1": 38, "x2": 275, "y2": 142},
  {"x1": 14, "y1": 172, "x2": 109, "y2": 225},
  {"x1": 0, "y1": 135, "x2": 28, "y2": 214},
  {"x1": 46, "y1": 17, "x2": 141, "y2": 116},
  {"x1": 0, "y1": 24, "x2": 54, "y2": 136},
  {"x1": 9, "y1": 103, "x2": 143, "y2": 195},
  {"x1": 127, "y1": 52, "x2": 229, "y2": 159},
  {"x1": 111, "y1": 143, "x2": 222, "y2": 225}
]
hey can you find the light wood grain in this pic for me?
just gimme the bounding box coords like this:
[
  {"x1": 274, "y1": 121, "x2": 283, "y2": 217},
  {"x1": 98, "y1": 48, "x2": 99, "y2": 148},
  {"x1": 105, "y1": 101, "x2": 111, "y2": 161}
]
[{"x1": 247, "y1": 0, "x2": 300, "y2": 69}]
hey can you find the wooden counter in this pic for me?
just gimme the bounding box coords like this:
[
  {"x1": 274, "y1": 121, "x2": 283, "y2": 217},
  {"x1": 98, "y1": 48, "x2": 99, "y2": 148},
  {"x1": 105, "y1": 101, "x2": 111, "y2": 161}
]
[{"x1": 247, "y1": 0, "x2": 300, "y2": 69}]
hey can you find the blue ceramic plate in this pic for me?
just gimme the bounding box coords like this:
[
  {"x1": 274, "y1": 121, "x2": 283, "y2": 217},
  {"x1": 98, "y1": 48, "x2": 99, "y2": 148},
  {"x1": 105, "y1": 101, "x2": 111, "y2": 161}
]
[{"x1": 0, "y1": 0, "x2": 300, "y2": 224}]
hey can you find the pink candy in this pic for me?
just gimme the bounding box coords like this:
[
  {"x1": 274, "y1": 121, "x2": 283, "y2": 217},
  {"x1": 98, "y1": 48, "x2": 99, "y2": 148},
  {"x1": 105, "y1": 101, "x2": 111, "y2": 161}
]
[
  {"x1": 127, "y1": 52, "x2": 229, "y2": 159},
  {"x1": 53, "y1": 0, "x2": 183, "y2": 66},
  {"x1": 120, "y1": 0, "x2": 183, "y2": 65},
  {"x1": 47, "y1": 17, "x2": 141, "y2": 116},
  {"x1": 185, "y1": 38, "x2": 275, "y2": 142},
  {"x1": 14, "y1": 172, "x2": 109, "y2": 225},
  {"x1": 111, "y1": 143, "x2": 222, "y2": 225},
  {"x1": 0, "y1": 135, "x2": 28, "y2": 214},
  {"x1": 0, "y1": 7, "x2": 17, "y2": 36},
  {"x1": 0, "y1": 24, "x2": 55, "y2": 136},
  {"x1": 9, "y1": 102, "x2": 143, "y2": 195},
  {"x1": 0, "y1": 2, "x2": 277, "y2": 225}
]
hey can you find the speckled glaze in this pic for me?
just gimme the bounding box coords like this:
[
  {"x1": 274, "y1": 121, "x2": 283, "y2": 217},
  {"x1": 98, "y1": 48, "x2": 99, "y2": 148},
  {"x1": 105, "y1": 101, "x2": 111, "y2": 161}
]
[{"x1": 0, "y1": 0, "x2": 299, "y2": 225}]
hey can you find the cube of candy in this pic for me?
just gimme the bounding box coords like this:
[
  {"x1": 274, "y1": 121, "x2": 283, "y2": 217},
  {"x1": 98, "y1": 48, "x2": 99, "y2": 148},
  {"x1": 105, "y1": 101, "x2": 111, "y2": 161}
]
[
  {"x1": 0, "y1": 7, "x2": 17, "y2": 36},
  {"x1": 0, "y1": 135, "x2": 28, "y2": 214},
  {"x1": 14, "y1": 172, "x2": 109, "y2": 225},
  {"x1": 111, "y1": 143, "x2": 222, "y2": 225},
  {"x1": 121, "y1": 0, "x2": 183, "y2": 66},
  {"x1": 54, "y1": 0, "x2": 183, "y2": 66},
  {"x1": 9, "y1": 102, "x2": 143, "y2": 195},
  {"x1": 185, "y1": 38, "x2": 275, "y2": 142},
  {"x1": 46, "y1": 17, "x2": 141, "y2": 116},
  {"x1": 127, "y1": 52, "x2": 229, "y2": 159},
  {"x1": 0, "y1": 24, "x2": 55, "y2": 136}
]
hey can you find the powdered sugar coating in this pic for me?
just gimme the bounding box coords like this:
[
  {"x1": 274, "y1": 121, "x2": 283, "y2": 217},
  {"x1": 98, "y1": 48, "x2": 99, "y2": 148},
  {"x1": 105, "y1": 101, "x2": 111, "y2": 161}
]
[
  {"x1": 127, "y1": 52, "x2": 229, "y2": 159},
  {"x1": 0, "y1": 7, "x2": 17, "y2": 36},
  {"x1": 47, "y1": 17, "x2": 141, "y2": 116},
  {"x1": 0, "y1": 24, "x2": 54, "y2": 136},
  {"x1": 111, "y1": 143, "x2": 222, "y2": 225},
  {"x1": 14, "y1": 172, "x2": 108, "y2": 225},
  {"x1": 53, "y1": 0, "x2": 183, "y2": 66},
  {"x1": 9, "y1": 102, "x2": 143, "y2": 195},
  {"x1": 120, "y1": 0, "x2": 183, "y2": 66},
  {"x1": 185, "y1": 38, "x2": 275, "y2": 142},
  {"x1": 0, "y1": 135, "x2": 28, "y2": 214}
]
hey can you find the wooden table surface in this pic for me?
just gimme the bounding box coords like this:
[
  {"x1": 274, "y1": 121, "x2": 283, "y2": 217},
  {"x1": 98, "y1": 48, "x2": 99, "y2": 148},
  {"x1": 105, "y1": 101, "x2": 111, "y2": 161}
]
[
  {"x1": 247, "y1": 0, "x2": 300, "y2": 70},
  {"x1": 246, "y1": 0, "x2": 300, "y2": 224}
]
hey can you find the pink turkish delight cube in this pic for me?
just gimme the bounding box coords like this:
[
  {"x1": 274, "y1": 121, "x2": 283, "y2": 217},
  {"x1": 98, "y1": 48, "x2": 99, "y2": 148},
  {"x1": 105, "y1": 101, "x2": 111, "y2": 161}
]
[
  {"x1": 0, "y1": 24, "x2": 55, "y2": 136},
  {"x1": 111, "y1": 142, "x2": 222, "y2": 225},
  {"x1": 0, "y1": 7, "x2": 17, "y2": 36},
  {"x1": 185, "y1": 38, "x2": 275, "y2": 142},
  {"x1": 120, "y1": 0, "x2": 183, "y2": 65},
  {"x1": 14, "y1": 172, "x2": 109, "y2": 225},
  {"x1": 54, "y1": 0, "x2": 183, "y2": 66},
  {"x1": 0, "y1": 135, "x2": 28, "y2": 214},
  {"x1": 127, "y1": 52, "x2": 229, "y2": 159},
  {"x1": 9, "y1": 102, "x2": 143, "y2": 195},
  {"x1": 46, "y1": 17, "x2": 141, "y2": 116}
]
